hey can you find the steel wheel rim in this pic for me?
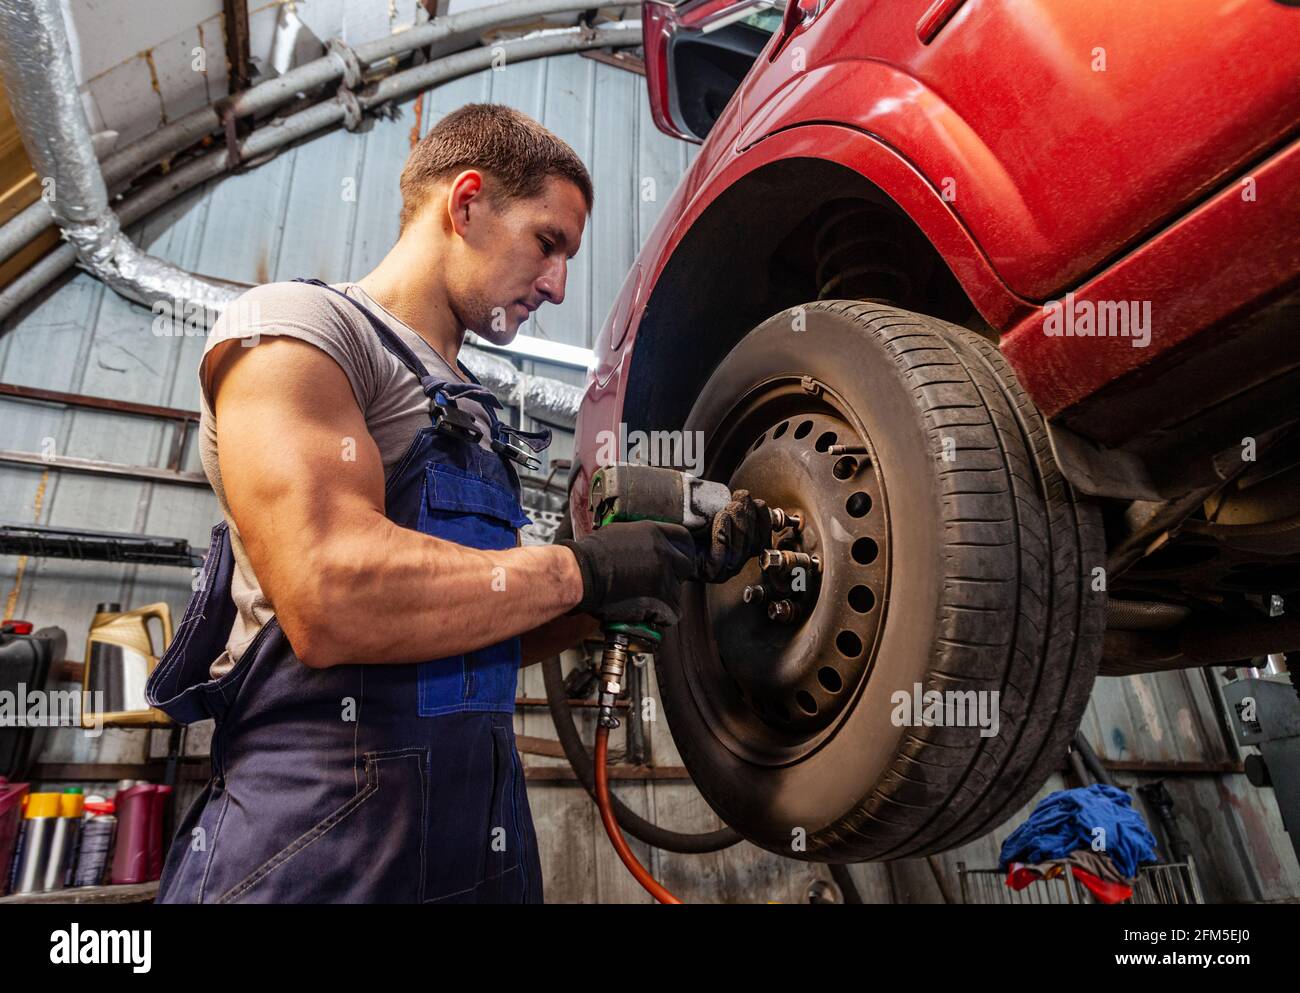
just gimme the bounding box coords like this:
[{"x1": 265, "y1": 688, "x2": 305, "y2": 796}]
[{"x1": 680, "y1": 375, "x2": 892, "y2": 766}]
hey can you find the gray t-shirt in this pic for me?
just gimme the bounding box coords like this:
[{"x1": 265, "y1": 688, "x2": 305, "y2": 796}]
[{"x1": 198, "y1": 280, "x2": 496, "y2": 678}]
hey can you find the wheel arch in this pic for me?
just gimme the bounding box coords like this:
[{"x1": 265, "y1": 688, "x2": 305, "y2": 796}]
[{"x1": 620, "y1": 125, "x2": 1028, "y2": 440}]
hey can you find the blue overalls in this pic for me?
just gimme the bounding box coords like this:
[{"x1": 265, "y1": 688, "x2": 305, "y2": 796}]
[{"x1": 146, "y1": 279, "x2": 550, "y2": 903}]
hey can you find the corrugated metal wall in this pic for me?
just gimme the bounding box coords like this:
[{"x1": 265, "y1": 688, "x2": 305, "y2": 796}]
[{"x1": 2, "y1": 52, "x2": 1297, "y2": 904}]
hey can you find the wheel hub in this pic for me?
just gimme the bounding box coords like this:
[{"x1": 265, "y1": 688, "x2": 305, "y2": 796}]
[{"x1": 705, "y1": 403, "x2": 889, "y2": 739}]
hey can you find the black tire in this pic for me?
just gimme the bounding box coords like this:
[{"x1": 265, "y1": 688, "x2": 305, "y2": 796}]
[{"x1": 657, "y1": 300, "x2": 1106, "y2": 862}]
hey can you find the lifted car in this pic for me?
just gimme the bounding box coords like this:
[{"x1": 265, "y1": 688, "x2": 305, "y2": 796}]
[{"x1": 571, "y1": 0, "x2": 1300, "y2": 861}]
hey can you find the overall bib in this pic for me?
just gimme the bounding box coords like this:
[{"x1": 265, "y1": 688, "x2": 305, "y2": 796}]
[{"x1": 146, "y1": 280, "x2": 550, "y2": 903}]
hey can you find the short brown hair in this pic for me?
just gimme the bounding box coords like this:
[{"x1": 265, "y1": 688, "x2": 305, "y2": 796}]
[{"x1": 398, "y1": 103, "x2": 594, "y2": 231}]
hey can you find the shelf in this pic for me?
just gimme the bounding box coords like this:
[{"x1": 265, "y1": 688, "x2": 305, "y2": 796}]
[{"x1": 0, "y1": 881, "x2": 158, "y2": 904}]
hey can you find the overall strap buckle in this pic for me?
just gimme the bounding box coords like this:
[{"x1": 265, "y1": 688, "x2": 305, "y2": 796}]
[
  {"x1": 491, "y1": 424, "x2": 552, "y2": 471},
  {"x1": 491, "y1": 436, "x2": 542, "y2": 471},
  {"x1": 430, "y1": 401, "x2": 483, "y2": 444},
  {"x1": 423, "y1": 377, "x2": 503, "y2": 447}
]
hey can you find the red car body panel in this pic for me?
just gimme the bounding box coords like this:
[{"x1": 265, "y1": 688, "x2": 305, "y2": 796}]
[
  {"x1": 590, "y1": 122, "x2": 1034, "y2": 389},
  {"x1": 736, "y1": 0, "x2": 1300, "y2": 300},
  {"x1": 573, "y1": 0, "x2": 1300, "y2": 530},
  {"x1": 1003, "y1": 133, "x2": 1300, "y2": 419}
]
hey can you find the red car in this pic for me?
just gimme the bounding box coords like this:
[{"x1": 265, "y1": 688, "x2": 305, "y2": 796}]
[{"x1": 570, "y1": 0, "x2": 1300, "y2": 861}]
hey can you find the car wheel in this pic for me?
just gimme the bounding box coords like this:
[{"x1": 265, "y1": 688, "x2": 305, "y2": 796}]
[{"x1": 657, "y1": 300, "x2": 1107, "y2": 861}]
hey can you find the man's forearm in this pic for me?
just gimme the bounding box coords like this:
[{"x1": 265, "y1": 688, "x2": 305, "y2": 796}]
[
  {"x1": 520, "y1": 613, "x2": 600, "y2": 666},
  {"x1": 281, "y1": 511, "x2": 583, "y2": 668}
]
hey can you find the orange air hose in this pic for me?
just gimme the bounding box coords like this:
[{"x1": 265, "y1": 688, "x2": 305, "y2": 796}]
[{"x1": 593, "y1": 725, "x2": 683, "y2": 904}]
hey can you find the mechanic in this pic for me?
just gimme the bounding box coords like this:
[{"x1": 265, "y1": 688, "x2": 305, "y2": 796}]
[{"x1": 145, "y1": 103, "x2": 769, "y2": 904}]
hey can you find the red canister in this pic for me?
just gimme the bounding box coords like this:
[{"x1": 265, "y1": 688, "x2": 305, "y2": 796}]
[{"x1": 110, "y1": 783, "x2": 157, "y2": 884}]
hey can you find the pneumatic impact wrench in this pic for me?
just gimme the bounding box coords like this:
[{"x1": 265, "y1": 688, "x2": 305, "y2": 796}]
[
  {"x1": 584, "y1": 464, "x2": 799, "y2": 903},
  {"x1": 588, "y1": 464, "x2": 800, "y2": 728}
]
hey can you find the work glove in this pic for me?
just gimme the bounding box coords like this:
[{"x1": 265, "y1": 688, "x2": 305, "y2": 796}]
[
  {"x1": 557, "y1": 520, "x2": 698, "y2": 627},
  {"x1": 695, "y1": 489, "x2": 772, "y2": 583},
  {"x1": 591, "y1": 596, "x2": 684, "y2": 628}
]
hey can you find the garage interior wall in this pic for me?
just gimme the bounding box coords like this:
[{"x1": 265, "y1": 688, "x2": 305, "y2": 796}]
[{"x1": 1, "y1": 7, "x2": 1297, "y2": 903}]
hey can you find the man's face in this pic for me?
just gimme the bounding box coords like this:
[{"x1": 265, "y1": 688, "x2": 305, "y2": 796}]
[{"x1": 445, "y1": 173, "x2": 587, "y2": 345}]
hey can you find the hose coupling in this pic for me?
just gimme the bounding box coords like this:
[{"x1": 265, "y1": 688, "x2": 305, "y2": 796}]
[{"x1": 597, "y1": 634, "x2": 630, "y2": 729}]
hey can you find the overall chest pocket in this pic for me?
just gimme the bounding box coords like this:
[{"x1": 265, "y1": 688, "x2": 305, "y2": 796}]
[{"x1": 416, "y1": 463, "x2": 531, "y2": 717}]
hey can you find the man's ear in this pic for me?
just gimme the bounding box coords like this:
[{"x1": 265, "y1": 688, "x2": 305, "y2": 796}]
[{"x1": 446, "y1": 168, "x2": 485, "y2": 238}]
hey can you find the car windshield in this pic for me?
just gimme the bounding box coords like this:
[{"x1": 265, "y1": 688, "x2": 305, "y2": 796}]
[
  {"x1": 741, "y1": 9, "x2": 784, "y2": 33},
  {"x1": 672, "y1": 1, "x2": 785, "y2": 34}
]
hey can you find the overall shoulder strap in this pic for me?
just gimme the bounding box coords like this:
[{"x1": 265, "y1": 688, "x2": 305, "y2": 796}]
[
  {"x1": 293, "y1": 279, "x2": 550, "y2": 465},
  {"x1": 293, "y1": 278, "x2": 433, "y2": 385},
  {"x1": 295, "y1": 279, "x2": 508, "y2": 416}
]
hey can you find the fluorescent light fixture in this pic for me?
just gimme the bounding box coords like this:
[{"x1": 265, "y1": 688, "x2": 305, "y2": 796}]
[{"x1": 467, "y1": 331, "x2": 594, "y2": 370}]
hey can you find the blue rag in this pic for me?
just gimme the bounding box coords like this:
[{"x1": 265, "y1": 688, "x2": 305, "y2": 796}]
[{"x1": 998, "y1": 784, "x2": 1159, "y2": 878}]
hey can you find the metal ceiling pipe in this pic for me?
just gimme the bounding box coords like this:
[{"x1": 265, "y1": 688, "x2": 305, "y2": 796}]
[
  {"x1": 0, "y1": 0, "x2": 246, "y2": 322},
  {"x1": 0, "y1": 21, "x2": 639, "y2": 317},
  {"x1": 0, "y1": 16, "x2": 638, "y2": 306},
  {"x1": 0, "y1": 13, "x2": 628, "y2": 425},
  {"x1": 0, "y1": 0, "x2": 629, "y2": 265}
]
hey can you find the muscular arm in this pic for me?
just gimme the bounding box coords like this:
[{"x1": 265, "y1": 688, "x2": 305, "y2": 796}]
[
  {"x1": 209, "y1": 335, "x2": 586, "y2": 669},
  {"x1": 520, "y1": 613, "x2": 599, "y2": 666}
]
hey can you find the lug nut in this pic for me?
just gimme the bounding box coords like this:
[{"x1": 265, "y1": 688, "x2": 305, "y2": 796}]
[
  {"x1": 761, "y1": 549, "x2": 822, "y2": 575},
  {"x1": 742, "y1": 584, "x2": 767, "y2": 605}
]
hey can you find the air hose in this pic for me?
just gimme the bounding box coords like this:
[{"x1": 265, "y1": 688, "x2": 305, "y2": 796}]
[
  {"x1": 545, "y1": 509, "x2": 741, "y2": 855},
  {"x1": 594, "y1": 725, "x2": 682, "y2": 903},
  {"x1": 542, "y1": 652, "x2": 741, "y2": 853}
]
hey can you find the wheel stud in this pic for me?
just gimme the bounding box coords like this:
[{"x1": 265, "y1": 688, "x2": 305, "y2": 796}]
[
  {"x1": 770, "y1": 508, "x2": 803, "y2": 532},
  {"x1": 767, "y1": 599, "x2": 797, "y2": 623}
]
